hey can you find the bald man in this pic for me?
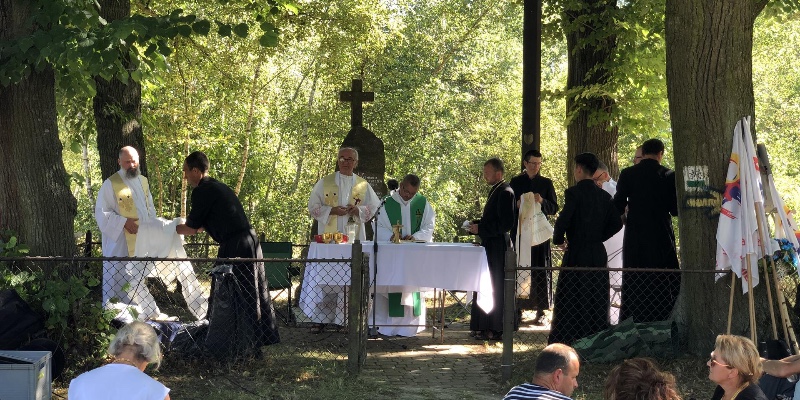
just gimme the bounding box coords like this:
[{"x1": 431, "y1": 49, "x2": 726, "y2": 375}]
[
  {"x1": 503, "y1": 343, "x2": 581, "y2": 399},
  {"x1": 95, "y1": 146, "x2": 161, "y2": 320}
]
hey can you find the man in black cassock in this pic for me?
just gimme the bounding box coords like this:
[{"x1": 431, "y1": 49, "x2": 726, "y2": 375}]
[
  {"x1": 177, "y1": 151, "x2": 280, "y2": 357},
  {"x1": 613, "y1": 139, "x2": 680, "y2": 323},
  {"x1": 549, "y1": 152, "x2": 622, "y2": 345},
  {"x1": 467, "y1": 158, "x2": 516, "y2": 341},
  {"x1": 509, "y1": 149, "x2": 558, "y2": 326}
]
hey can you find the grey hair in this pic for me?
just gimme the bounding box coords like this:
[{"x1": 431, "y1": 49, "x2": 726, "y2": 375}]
[
  {"x1": 108, "y1": 321, "x2": 162, "y2": 368},
  {"x1": 339, "y1": 147, "x2": 359, "y2": 160}
]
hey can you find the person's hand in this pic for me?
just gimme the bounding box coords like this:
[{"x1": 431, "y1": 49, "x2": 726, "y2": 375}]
[
  {"x1": 533, "y1": 193, "x2": 543, "y2": 204},
  {"x1": 403, "y1": 234, "x2": 415, "y2": 240},
  {"x1": 124, "y1": 218, "x2": 139, "y2": 234},
  {"x1": 331, "y1": 206, "x2": 347, "y2": 216},
  {"x1": 346, "y1": 205, "x2": 359, "y2": 216},
  {"x1": 557, "y1": 241, "x2": 568, "y2": 251},
  {"x1": 468, "y1": 223, "x2": 478, "y2": 234},
  {"x1": 197, "y1": 227, "x2": 205, "y2": 234}
]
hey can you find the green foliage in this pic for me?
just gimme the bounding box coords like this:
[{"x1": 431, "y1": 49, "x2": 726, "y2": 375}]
[
  {"x1": 0, "y1": 0, "x2": 298, "y2": 96},
  {"x1": 1, "y1": 264, "x2": 116, "y2": 361},
  {"x1": 0, "y1": 230, "x2": 31, "y2": 257},
  {"x1": 51, "y1": 0, "x2": 800, "y2": 246}
]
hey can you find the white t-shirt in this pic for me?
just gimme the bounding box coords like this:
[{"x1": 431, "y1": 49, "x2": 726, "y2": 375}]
[{"x1": 68, "y1": 363, "x2": 169, "y2": 400}]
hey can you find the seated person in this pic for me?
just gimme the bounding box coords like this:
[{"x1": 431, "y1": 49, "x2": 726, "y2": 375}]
[
  {"x1": 760, "y1": 353, "x2": 800, "y2": 399},
  {"x1": 503, "y1": 343, "x2": 580, "y2": 400},
  {"x1": 603, "y1": 358, "x2": 681, "y2": 400},
  {"x1": 69, "y1": 321, "x2": 170, "y2": 400},
  {"x1": 708, "y1": 335, "x2": 768, "y2": 400}
]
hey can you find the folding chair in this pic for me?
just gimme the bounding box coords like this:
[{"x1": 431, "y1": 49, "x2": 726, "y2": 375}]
[{"x1": 260, "y1": 241, "x2": 299, "y2": 325}]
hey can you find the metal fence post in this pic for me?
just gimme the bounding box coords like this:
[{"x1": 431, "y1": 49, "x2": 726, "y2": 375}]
[
  {"x1": 502, "y1": 248, "x2": 516, "y2": 382},
  {"x1": 347, "y1": 240, "x2": 368, "y2": 374}
]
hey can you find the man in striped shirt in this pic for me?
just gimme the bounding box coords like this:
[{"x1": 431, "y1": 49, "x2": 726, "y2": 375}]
[{"x1": 503, "y1": 343, "x2": 580, "y2": 400}]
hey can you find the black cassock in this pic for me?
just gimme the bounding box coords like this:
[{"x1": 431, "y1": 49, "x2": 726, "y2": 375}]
[
  {"x1": 549, "y1": 179, "x2": 622, "y2": 344},
  {"x1": 470, "y1": 180, "x2": 516, "y2": 334},
  {"x1": 613, "y1": 159, "x2": 680, "y2": 323},
  {"x1": 509, "y1": 173, "x2": 559, "y2": 312},
  {"x1": 187, "y1": 177, "x2": 280, "y2": 357}
]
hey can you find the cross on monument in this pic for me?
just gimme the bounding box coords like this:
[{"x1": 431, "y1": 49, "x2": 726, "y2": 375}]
[{"x1": 339, "y1": 79, "x2": 374, "y2": 128}]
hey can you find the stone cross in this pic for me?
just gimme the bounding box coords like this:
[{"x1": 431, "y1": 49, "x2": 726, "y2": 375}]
[{"x1": 339, "y1": 79, "x2": 374, "y2": 128}]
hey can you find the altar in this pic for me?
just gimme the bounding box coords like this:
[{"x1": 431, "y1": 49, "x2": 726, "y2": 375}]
[{"x1": 298, "y1": 241, "x2": 493, "y2": 336}]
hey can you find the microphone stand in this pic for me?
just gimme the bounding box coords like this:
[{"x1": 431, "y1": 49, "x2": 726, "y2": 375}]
[{"x1": 366, "y1": 197, "x2": 387, "y2": 338}]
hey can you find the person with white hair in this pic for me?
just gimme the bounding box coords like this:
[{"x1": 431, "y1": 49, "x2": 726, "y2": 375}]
[{"x1": 68, "y1": 321, "x2": 170, "y2": 399}]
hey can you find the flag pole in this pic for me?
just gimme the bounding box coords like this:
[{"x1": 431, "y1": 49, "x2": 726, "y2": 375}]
[
  {"x1": 727, "y1": 272, "x2": 736, "y2": 334},
  {"x1": 745, "y1": 255, "x2": 757, "y2": 344},
  {"x1": 755, "y1": 206, "x2": 779, "y2": 340}
]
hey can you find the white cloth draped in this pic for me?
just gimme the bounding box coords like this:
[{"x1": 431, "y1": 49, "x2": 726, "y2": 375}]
[
  {"x1": 307, "y1": 172, "x2": 380, "y2": 241},
  {"x1": 134, "y1": 217, "x2": 208, "y2": 320},
  {"x1": 515, "y1": 193, "x2": 553, "y2": 297},
  {"x1": 601, "y1": 179, "x2": 624, "y2": 325},
  {"x1": 299, "y1": 242, "x2": 493, "y2": 336}
]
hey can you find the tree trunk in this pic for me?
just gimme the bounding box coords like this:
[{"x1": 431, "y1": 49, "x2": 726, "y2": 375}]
[
  {"x1": 521, "y1": 0, "x2": 542, "y2": 167},
  {"x1": 666, "y1": 0, "x2": 768, "y2": 354},
  {"x1": 81, "y1": 137, "x2": 94, "y2": 202},
  {"x1": 0, "y1": 0, "x2": 77, "y2": 257},
  {"x1": 563, "y1": 0, "x2": 619, "y2": 184},
  {"x1": 93, "y1": 0, "x2": 147, "y2": 180},
  {"x1": 234, "y1": 64, "x2": 261, "y2": 196}
]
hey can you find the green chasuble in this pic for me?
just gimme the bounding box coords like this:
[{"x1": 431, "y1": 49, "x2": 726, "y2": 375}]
[
  {"x1": 384, "y1": 194, "x2": 427, "y2": 232},
  {"x1": 384, "y1": 194, "x2": 427, "y2": 317}
]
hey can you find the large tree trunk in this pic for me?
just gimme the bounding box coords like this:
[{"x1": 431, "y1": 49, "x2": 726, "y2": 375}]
[
  {"x1": 666, "y1": 0, "x2": 768, "y2": 354},
  {"x1": 94, "y1": 0, "x2": 147, "y2": 180},
  {"x1": 521, "y1": 0, "x2": 542, "y2": 166},
  {"x1": 0, "y1": 0, "x2": 78, "y2": 257},
  {"x1": 563, "y1": 0, "x2": 619, "y2": 184}
]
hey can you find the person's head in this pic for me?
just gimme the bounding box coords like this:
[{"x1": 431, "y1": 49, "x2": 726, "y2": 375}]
[
  {"x1": 641, "y1": 139, "x2": 665, "y2": 161},
  {"x1": 633, "y1": 146, "x2": 643, "y2": 165},
  {"x1": 523, "y1": 149, "x2": 543, "y2": 178},
  {"x1": 604, "y1": 358, "x2": 681, "y2": 400},
  {"x1": 183, "y1": 151, "x2": 209, "y2": 188},
  {"x1": 483, "y1": 158, "x2": 505, "y2": 185},
  {"x1": 387, "y1": 179, "x2": 399, "y2": 192},
  {"x1": 708, "y1": 335, "x2": 762, "y2": 386},
  {"x1": 338, "y1": 147, "x2": 359, "y2": 176},
  {"x1": 118, "y1": 146, "x2": 141, "y2": 179},
  {"x1": 574, "y1": 153, "x2": 599, "y2": 181},
  {"x1": 593, "y1": 161, "x2": 610, "y2": 188},
  {"x1": 108, "y1": 321, "x2": 162, "y2": 369},
  {"x1": 398, "y1": 174, "x2": 421, "y2": 201},
  {"x1": 532, "y1": 343, "x2": 581, "y2": 397}
]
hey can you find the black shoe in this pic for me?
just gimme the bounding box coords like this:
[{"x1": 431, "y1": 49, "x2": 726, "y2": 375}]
[{"x1": 532, "y1": 314, "x2": 546, "y2": 326}]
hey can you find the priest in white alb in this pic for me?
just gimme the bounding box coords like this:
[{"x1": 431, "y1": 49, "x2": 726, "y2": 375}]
[
  {"x1": 95, "y1": 146, "x2": 206, "y2": 321},
  {"x1": 593, "y1": 161, "x2": 624, "y2": 325},
  {"x1": 302, "y1": 147, "x2": 380, "y2": 333},
  {"x1": 374, "y1": 173, "x2": 435, "y2": 336}
]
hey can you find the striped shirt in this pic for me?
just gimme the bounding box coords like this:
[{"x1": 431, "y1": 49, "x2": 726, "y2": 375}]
[{"x1": 503, "y1": 383, "x2": 573, "y2": 400}]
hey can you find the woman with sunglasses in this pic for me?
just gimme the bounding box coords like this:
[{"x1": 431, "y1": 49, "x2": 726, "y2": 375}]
[{"x1": 708, "y1": 335, "x2": 767, "y2": 400}]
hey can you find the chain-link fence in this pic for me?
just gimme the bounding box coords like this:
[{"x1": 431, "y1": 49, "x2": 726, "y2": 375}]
[
  {"x1": 509, "y1": 249, "x2": 800, "y2": 378},
  {"x1": 0, "y1": 248, "x2": 373, "y2": 377},
  {"x1": 4, "y1": 240, "x2": 800, "y2": 389}
]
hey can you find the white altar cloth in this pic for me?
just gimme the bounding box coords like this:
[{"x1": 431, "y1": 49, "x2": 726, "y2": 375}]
[{"x1": 299, "y1": 241, "x2": 494, "y2": 334}]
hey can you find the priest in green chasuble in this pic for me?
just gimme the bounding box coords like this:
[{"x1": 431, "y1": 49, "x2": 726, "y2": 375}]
[{"x1": 373, "y1": 174, "x2": 436, "y2": 336}]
